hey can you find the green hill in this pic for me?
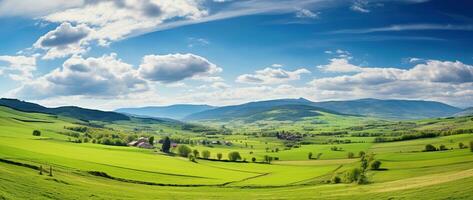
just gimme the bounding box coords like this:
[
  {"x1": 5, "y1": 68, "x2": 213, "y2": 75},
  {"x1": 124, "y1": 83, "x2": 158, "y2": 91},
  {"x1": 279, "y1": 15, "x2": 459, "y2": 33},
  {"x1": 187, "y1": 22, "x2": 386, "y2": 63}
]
[{"x1": 0, "y1": 98, "x2": 129, "y2": 122}]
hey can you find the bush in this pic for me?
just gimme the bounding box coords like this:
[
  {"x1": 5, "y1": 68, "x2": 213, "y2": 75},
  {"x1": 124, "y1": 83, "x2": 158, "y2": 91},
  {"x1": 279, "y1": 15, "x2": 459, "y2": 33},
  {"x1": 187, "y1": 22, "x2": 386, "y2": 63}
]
[
  {"x1": 228, "y1": 151, "x2": 242, "y2": 161},
  {"x1": 347, "y1": 152, "x2": 355, "y2": 159},
  {"x1": 470, "y1": 141, "x2": 473, "y2": 152},
  {"x1": 331, "y1": 176, "x2": 341, "y2": 184},
  {"x1": 177, "y1": 145, "x2": 192, "y2": 157},
  {"x1": 439, "y1": 144, "x2": 447, "y2": 151},
  {"x1": 264, "y1": 155, "x2": 273, "y2": 164},
  {"x1": 217, "y1": 153, "x2": 223, "y2": 160},
  {"x1": 32, "y1": 130, "x2": 41, "y2": 136},
  {"x1": 344, "y1": 168, "x2": 361, "y2": 183},
  {"x1": 308, "y1": 152, "x2": 313, "y2": 159},
  {"x1": 188, "y1": 154, "x2": 195, "y2": 162},
  {"x1": 424, "y1": 144, "x2": 437, "y2": 152},
  {"x1": 459, "y1": 142, "x2": 465, "y2": 149},
  {"x1": 359, "y1": 151, "x2": 365, "y2": 158},
  {"x1": 193, "y1": 149, "x2": 200, "y2": 158},
  {"x1": 251, "y1": 157, "x2": 256, "y2": 162},
  {"x1": 371, "y1": 160, "x2": 382, "y2": 170},
  {"x1": 202, "y1": 150, "x2": 211, "y2": 159}
]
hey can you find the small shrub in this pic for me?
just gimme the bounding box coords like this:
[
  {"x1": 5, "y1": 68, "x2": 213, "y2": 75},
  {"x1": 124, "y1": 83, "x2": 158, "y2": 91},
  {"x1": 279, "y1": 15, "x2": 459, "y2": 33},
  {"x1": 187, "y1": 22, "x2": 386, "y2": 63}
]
[
  {"x1": 308, "y1": 152, "x2": 313, "y2": 159},
  {"x1": 459, "y1": 142, "x2": 465, "y2": 149},
  {"x1": 251, "y1": 157, "x2": 256, "y2": 162},
  {"x1": 177, "y1": 145, "x2": 192, "y2": 157},
  {"x1": 193, "y1": 149, "x2": 200, "y2": 158},
  {"x1": 424, "y1": 144, "x2": 437, "y2": 152},
  {"x1": 188, "y1": 154, "x2": 195, "y2": 162},
  {"x1": 371, "y1": 160, "x2": 382, "y2": 170},
  {"x1": 344, "y1": 168, "x2": 361, "y2": 183},
  {"x1": 217, "y1": 153, "x2": 223, "y2": 160},
  {"x1": 470, "y1": 141, "x2": 473, "y2": 152},
  {"x1": 202, "y1": 150, "x2": 211, "y2": 159},
  {"x1": 331, "y1": 176, "x2": 341, "y2": 184},
  {"x1": 228, "y1": 151, "x2": 241, "y2": 161},
  {"x1": 32, "y1": 130, "x2": 41, "y2": 136},
  {"x1": 359, "y1": 151, "x2": 365, "y2": 158},
  {"x1": 439, "y1": 144, "x2": 447, "y2": 151}
]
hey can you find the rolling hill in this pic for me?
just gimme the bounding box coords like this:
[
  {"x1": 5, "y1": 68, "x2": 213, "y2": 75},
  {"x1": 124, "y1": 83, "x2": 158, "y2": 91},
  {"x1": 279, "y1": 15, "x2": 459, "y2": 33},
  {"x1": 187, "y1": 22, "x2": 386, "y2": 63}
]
[
  {"x1": 185, "y1": 98, "x2": 462, "y2": 121},
  {"x1": 116, "y1": 104, "x2": 215, "y2": 119},
  {"x1": 0, "y1": 98, "x2": 129, "y2": 122},
  {"x1": 454, "y1": 107, "x2": 473, "y2": 117}
]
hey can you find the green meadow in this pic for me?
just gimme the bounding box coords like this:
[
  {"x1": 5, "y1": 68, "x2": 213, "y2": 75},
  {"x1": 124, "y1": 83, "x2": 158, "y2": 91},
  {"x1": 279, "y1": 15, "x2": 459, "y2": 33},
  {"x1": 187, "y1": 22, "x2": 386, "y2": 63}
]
[{"x1": 1, "y1": 106, "x2": 473, "y2": 199}]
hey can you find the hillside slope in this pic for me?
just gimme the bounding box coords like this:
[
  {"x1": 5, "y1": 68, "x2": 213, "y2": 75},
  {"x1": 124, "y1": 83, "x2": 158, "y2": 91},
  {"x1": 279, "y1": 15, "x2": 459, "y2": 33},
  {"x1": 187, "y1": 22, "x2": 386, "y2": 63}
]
[
  {"x1": 0, "y1": 98, "x2": 129, "y2": 122},
  {"x1": 116, "y1": 104, "x2": 215, "y2": 119}
]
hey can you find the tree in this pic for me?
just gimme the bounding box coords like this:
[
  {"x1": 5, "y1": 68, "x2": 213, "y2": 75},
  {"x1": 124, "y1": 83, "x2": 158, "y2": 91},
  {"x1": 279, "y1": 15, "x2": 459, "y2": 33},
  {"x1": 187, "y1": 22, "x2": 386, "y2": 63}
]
[
  {"x1": 439, "y1": 144, "x2": 447, "y2": 151},
  {"x1": 228, "y1": 151, "x2": 241, "y2": 161},
  {"x1": 344, "y1": 168, "x2": 361, "y2": 183},
  {"x1": 308, "y1": 152, "x2": 313, "y2": 160},
  {"x1": 251, "y1": 157, "x2": 256, "y2": 162},
  {"x1": 202, "y1": 150, "x2": 211, "y2": 159},
  {"x1": 162, "y1": 137, "x2": 171, "y2": 153},
  {"x1": 32, "y1": 130, "x2": 41, "y2": 136},
  {"x1": 359, "y1": 151, "x2": 366, "y2": 158},
  {"x1": 148, "y1": 136, "x2": 154, "y2": 145},
  {"x1": 217, "y1": 153, "x2": 223, "y2": 160},
  {"x1": 264, "y1": 155, "x2": 273, "y2": 164},
  {"x1": 425, "y1": 144, "x2": 437, "y2": 152},
  {"x1": 347, "y1": 152, "x2": 355, "y2": 159},
  {"x1": 459, "y1": 142, "x2": 465, "y2": 149},
  {"x1": 331, "y1": 176, "x2": 341, "y2": 184},
  {"x1": 177, "y1": 145, "x2": 192, "y2": 157},
  {"x1": 193, "y1": 149, "x2": 200, "y2": 158},
  {"x1": 470, "y1": 141, "x2": 473, "y2": 152},
  {"x1": 371, "y1": 160, "x2": 382, "y2": 170},
  {"x1": 188, "y1": 154, "x2": 195, "y2": 162}
]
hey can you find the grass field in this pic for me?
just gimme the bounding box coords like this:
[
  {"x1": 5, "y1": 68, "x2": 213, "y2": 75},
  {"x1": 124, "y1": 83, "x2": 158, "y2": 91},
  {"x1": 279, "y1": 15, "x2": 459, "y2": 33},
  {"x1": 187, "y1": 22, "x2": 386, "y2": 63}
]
[{"x1": 1, "y1": 106, "x2": 473, "y2": 199}]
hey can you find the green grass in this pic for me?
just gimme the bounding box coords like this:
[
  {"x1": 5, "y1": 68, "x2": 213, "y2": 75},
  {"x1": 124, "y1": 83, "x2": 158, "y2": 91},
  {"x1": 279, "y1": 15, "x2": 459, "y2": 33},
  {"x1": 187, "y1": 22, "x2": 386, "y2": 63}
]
[{"x1": 1, "y1": 106, "x2": 473, "y2": 199}]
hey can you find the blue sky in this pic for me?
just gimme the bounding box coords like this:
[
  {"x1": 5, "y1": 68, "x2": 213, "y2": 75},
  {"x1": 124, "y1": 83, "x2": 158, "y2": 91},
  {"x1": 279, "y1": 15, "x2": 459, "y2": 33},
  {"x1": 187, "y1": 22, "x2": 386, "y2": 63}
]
[{"x1": 0, "y1": 0, "x2": 472, "y2": 110}]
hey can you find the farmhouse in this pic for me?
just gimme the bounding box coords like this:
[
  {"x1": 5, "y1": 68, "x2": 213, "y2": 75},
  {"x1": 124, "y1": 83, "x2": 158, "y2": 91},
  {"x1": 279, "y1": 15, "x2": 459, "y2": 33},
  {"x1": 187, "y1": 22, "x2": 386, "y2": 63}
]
[{"x1": 128, "y1": 137, "x2": 154, "y2": 149}]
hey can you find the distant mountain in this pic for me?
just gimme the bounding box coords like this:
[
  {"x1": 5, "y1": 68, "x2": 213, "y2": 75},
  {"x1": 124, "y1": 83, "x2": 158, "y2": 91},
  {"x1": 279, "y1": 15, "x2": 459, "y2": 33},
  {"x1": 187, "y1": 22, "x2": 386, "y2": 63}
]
[
  {"x1": 116, "y1": 104, "x2": 216, "y2": 120},
  {"x1": 185, "y1": 98, "x2": 462, "y2": 121},
  {"x1": 0, "y1": 98, "x2": 129, "y2": 122},
  {"x1": 313, "y1": 98, "x2": 461, "y2": 120},
  {"x1": 454, "y1": 107, "x2": 473, "y2": 117},
  {"x1": 185, "y1": 98, "x2": 324, "y2": 121}
]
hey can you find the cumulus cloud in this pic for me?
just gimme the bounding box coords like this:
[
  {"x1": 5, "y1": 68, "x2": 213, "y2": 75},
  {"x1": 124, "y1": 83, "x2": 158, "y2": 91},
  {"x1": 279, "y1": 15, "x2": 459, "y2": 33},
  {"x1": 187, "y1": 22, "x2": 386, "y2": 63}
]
[
  {"x1": 310, "y1": 59, "x2": 473, "y2": 106},
  {"x1": 42, "y1": 0, "x2": 208, "y2": 46},
  {"x1": 0, "y1": 55, "x2": 37, "y2": 81},
  {"x1": 318, "y1": 58, "x2": 362, "y2": 73},
  {"x1": 34, "y1": 22, "x2": 92, "y2": 59},
  {"x1": 139, "y1": 53, "x2": 222, "y2": 83},
  {"x1": 11, "y1": 54, "x2": 147, "y2": 99},
  {"x1": 236, "y1": 67, "x2": 310, "y2": 84}
]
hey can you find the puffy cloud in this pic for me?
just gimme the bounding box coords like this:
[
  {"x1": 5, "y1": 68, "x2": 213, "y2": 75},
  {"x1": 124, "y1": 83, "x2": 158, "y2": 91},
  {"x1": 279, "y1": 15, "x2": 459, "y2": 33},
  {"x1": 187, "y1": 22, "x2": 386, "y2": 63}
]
[
  {"x1": 310, "y1": 59, "x2": 473, "y2": 106},
  {"x1": 42, "y1": 0, "x2": 208, "y2": 45},
  {"x1": 236, "y1": 67, "x2": 310, "y2": 84},
  {"x1": 318, "y1": 58, "x2": 362, "y2": 73},
  {"x1": 0, "y1": 55, "x2": 37, "y2": 81},
  {"x1": 139, "y1": 53, "x2": 222, "y2": 83},
  {"x1": 11, "y1": 54, "x2": 147, "y2": 99},
  {"x1": 34, "y1": 22, "x2": 92, "y2": 59},
  {"x1": 0, "y1": 0, "x2": 82, "y2": 17}
]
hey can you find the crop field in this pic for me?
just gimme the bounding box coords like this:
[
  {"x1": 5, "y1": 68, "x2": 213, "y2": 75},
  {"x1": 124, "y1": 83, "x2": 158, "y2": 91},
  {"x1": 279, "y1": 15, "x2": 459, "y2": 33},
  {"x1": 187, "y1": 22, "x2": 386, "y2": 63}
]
[{"x1": 1, "y1": 106, "x2": 473, "y2": 199}]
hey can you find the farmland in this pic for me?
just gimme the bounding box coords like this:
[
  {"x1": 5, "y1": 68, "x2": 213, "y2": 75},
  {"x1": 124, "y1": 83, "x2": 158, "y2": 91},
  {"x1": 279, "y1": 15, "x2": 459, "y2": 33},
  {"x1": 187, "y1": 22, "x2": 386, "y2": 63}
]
[{"x1": 1, "y1": 105, "x2": 473, "y2": 199}]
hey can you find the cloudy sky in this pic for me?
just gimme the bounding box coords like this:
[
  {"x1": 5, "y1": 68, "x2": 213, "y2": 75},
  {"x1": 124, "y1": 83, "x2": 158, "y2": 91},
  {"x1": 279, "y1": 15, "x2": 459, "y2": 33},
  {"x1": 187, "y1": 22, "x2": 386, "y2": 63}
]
[{"x1": 0, "y1": 0, "x2": 472, "y2": 110}]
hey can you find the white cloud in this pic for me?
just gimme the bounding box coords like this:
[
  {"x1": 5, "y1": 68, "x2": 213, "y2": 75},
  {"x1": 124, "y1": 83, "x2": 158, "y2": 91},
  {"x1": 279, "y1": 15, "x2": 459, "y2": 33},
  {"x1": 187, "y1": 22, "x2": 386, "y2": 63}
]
[
  {"x1": 11, "y1": 53, "x2": 147, "y2": 99},
  {"x1": 310, "y1": 59, "x2": 473, "y2": 106},
  {"x1": 138, "y1": 53, "x2": 222, "y2": 83},
  {"x1": 295, "y1": 9, "x2": 319, "y2": 19},
  {"x1": 0, "y1": 0, "x2": 82, "y2": 17},
  {"x1": 41, "y1": 0, "x2": 208, "y2": 46},
  {"x1": 330, "y1": 24, "x2": 473, "y2": 34},
  {"x1": 34, "y1": 22, "x2": 92, "y2": 59},
  {"x1": 236, "y1": 67, "x2": 310, "y2": 84},
  {"x1": 0, "y1": 55, "x2": 37, "y2": 81},
  {"x1": 271, "y1": 64, "x2": 284, "y2": 68},
  {"x1": 351, "y1": 0, "x2": 370, "y2": 13},
  {"x1": 318, "y1": 58, "x2": 362, "y2": 73}
]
